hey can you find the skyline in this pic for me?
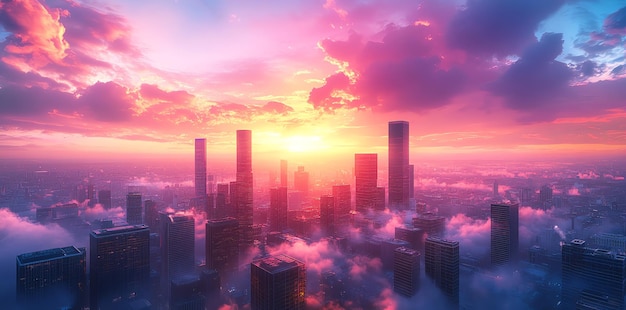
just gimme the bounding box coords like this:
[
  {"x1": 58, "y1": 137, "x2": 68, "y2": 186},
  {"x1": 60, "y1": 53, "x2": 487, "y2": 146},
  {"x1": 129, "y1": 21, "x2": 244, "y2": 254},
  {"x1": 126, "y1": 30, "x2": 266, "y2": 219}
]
[{"x1": 0, "y1": 0, "x2": 625, "y2": 162}]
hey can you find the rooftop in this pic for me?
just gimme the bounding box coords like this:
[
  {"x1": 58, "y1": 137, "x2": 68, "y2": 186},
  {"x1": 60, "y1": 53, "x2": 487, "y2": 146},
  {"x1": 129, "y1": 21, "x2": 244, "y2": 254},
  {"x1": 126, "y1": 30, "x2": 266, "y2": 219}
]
[
  {"x1": 17, "y1": 246, "x2": 83, "y2": 265},
  {"x1": 91, "y1": 224, "x2": 149, "y2": 237},
  {"x1": 253, "y1": 254, "x2": 303, "y2": 274},
  {"x1": 426, "y1": 236, "x2": 460, "y2": 247},
  {"x1": 395, "y1": 246, "x2": 419, "y2": 256}
]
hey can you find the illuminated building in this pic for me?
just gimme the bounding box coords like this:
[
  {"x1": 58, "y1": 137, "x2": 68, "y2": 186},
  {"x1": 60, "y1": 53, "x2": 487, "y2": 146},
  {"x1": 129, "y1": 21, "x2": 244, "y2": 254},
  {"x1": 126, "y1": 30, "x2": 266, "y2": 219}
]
[
  {"x1": 425, "y1": 237, "x2": 459, "y2": 306},
  {"x1": 332, "y1": 184, "x2": 351, "y2": 231},
  {"x1": 160, "y1": 213, "x2": 195, "y2": 288},
  {"x1": 491, "y1": 203, "x2": 519, "y2": 267},
  {"x1": 251, "y1": 255, "x2": 306, "y2": 310},
  {"x1": 388, "y1": 121, "x2": 410, "y2": 210},
  {"x1": 355, "y1": 153, "x2": 377, "y2": 212},
  {"x1": 294, "y1": 166, "x2": 309, "y2": 196},
  {"x1": 394, "y1": 247, "x2": 420, "y2": 297},
  {"x1": 195, "y1": 138, "x2": 207, "y2": 199},
  {"x1": 126, "y1": 192, "x2": 143, "y2": 225},
  {"x1": 269, "y1": 187, "x2": 288, "y2": 232}
]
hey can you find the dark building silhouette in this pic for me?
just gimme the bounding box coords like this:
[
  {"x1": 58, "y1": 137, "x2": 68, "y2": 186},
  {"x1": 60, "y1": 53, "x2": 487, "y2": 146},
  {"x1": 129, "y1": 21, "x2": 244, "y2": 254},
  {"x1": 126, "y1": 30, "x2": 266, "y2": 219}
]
[
  {"x1": 160, "y1": 213, "x2": 195, "y2": 291},
  {"x1": 425, "y1": 237, "x2": 460, "y2": 306},
  {"x1": 98, "y1": 189, "x2": 112, "y2": 209},
  {"x1": 215, "y1": 183, "x2": 229, "y2": 218},
  {"x1": 395, "y1": 226, "x2": 425, "y2": 251},
  {"x1": 320, "y1": 195, "x2": 335, "y2": 237},
  {"x1": 375, "y1": 186, "x2": 386, "y2": 211},
  {"x1": 561, "y1": 239, "x2": 626, "y2": 310},
  {"x1": 491, "y1": 203, "x2": 519, "y2": 267},
  {"x1": 388, "y1": 121, "x2": 410, "y2": 210},
  {"x1": 280, "y1": 160, "x2": 288, "y2": 188},
  {"x1": 170, "y1": 275, "x2": 206, "y2": 310},
  {"x1": 409, "y1": 164, "x2": 415, "y2": 200},
  {"x1": 206, "y1": 217, "x2": 239, "y2": 279},
  {"x1": 332, "y1": 184, "x2": 351, "y2": 231},
  {"x1": 126, "y1": 192, "x2": 143, "y2": 225},
  {"x1": 236, "y1": 130, "x2": 254, "y2": 248},
  {"x1": 90, "y1": 225, "x2": 150, "y2": 310},
  {"x1": 412, "y1": 213, "x2": 446, "y2": 237},
  {"x1": 294, "y1": 166, "x2": 309, "y2": 196},
  {"x1": 394, "y1": 246, "x2": 420, "y2": 297},
  {"x1": 144, "y1": 200, "x2": 159, "y2": 233},
  {"x1": 251, "y1": 255, "x2": 306, "y2": 310},
  {"x1": 269, "y1": 187, "x2": 288, "y2": 232},
  {"x1": 16, "y1": 246, "x2": 86, "y2": 309},
  {"x1": 355, "y1": 153, "x2": 377, "y2": 212},
  {"x1": 382, "y1": 238, "x2": 410, "y2": 270},
  {"x1": 195, "y1": 138, "x2": 207, "y2": 202}
]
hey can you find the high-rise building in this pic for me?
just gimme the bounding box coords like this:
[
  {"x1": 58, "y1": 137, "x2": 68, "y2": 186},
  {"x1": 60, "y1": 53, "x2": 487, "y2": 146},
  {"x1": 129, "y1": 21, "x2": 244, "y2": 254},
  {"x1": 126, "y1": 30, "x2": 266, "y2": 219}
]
[
  {"x1": 491, "y1": 203, "x2": 519, "y2": 267},
  {"x1": 332, "y1": 185, "x2": 351, "y2": 231},
  {"x1": 16, "y1": 246, "x2": 86, "y2": 309},
  {"x1": 269, "y1": 187, "x2": 288, "y2": 232},
  {"x1": 425, "y1": 237, "x2": 460, "y2": 306},
  {"x1": 280, "y1": 160, "x2": 288, "y2": 188},
  {"x1": 561, "y1": 239, "x2": 626, "y2": 309},
  {"x1": 236, "y1": 130, "x2": 254, "y2": 247},
  {"x1": 251, "y1": 255, "x2": 306, "y2": 310},
  {"x1": 375, "y1": 186, "x2": 386, "y2": 211},
  {"x1": 294, "y1": 166, "x2": 309, "y2": 196},
  {"x1": 409, "y1": 164, "x2": 415, "y2": 200},
  {"x1": 98, "y1": 189, "x2": 112, "y2": 209},
  {"x1": 206, "y1": 217, "x2": 239, "y2": 278},
  {"x1": 170, "y1": 275, "x2": 206, "y2": 310},
  {"x1": 144, "y1": 199, "x2": 159, "y2": 232},
  {"x1": 539, "y1": 185, "x2": 553, "y2": 205},
  {"x1": 320, "y1": 195, "x2": 335, "y2": 237},
  {"x1": 395, "y1": 226, "x2": 425, "y2": 251},
  {"x1": 394, "y1": 247, "x2": 420, "y2": 297},
  {"x1": 388, "y1": 121, "x2": 410, "y2": 210},
  {"x1": 215, "y1": 183, "x2": 229, "y2": 218},
  {"x1": 126, "y1": 192, "x2": 143, "y2": 225},
  {"x1": 195, "y1": 138, "x2": 207, "y2": 199},
  {"x1": 90, "y1": 225, "x2": 150, "y2": 309},
  {"x1": 355, "y1": 153, "x2": 377, "y2": 212},
  {"x1": 412, "y1": 213, "x2": 446, "y2": 237},
  {"x1": 160, "y1": 213, "x2": 195, "y2": 288}
]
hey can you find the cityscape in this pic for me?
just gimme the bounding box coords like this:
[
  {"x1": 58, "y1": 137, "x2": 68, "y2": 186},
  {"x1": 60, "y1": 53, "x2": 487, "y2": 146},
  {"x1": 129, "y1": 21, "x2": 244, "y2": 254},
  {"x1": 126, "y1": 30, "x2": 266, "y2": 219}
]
[{"x1": 1, "y1": 0, "x2": 626, "y2": 310}]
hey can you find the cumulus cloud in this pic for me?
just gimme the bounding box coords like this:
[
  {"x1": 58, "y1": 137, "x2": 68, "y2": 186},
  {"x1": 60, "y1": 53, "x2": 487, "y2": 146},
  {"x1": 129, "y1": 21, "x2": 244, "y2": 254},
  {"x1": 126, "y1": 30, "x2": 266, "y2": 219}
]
[{"x1": 80, "y1": 204, "x2": 125, "y2": 221}]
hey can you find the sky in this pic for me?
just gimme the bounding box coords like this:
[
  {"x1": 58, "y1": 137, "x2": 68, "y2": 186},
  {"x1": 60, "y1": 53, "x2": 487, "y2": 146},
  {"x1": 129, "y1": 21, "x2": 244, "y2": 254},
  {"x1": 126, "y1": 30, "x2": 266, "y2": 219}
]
[{"x1": 0, "y1": 0, "x2": 625, "y2": 163}]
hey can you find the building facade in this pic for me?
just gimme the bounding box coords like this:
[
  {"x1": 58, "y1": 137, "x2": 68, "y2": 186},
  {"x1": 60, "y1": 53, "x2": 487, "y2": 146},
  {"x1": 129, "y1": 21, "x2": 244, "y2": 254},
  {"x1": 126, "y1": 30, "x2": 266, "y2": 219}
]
[
  {"x1": 425, "y1": 237, "x2": 460, "y2": 306},
  {"x1": 195, "y1": 138, "x2": 207, "y2": 199},
  {"x1": 491, "y1": 203, "x2": 519, "y2": 267},
  {"x1": 126, "y1": 192, "x2": 143, "y2": 225},
  {"x1": 355, "y1": 153, "x2": 377, "y2": 212},
  {"x1": 251, "y1": 255, "x2": 306, "y2": 310},
  {"x1": 394, "y1": 246, "x2": 420, "y2": 297}
]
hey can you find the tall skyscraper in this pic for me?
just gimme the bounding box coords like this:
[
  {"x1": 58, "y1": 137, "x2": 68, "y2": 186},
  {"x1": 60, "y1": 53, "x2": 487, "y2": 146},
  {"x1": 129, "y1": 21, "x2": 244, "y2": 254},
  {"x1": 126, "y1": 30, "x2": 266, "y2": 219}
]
[
  {"x1": 280, "y1": 160, "x2": 288, "y2": 188},
  {"x1": 251, "y1": 255, "x2": 306, "y2": 310},
  {"x1": 491, "y1": 203, "x2": 519, "y2": 267},
  {"x1": 160, "y1": 213, "x2": 195, "y2": 288},
  {"x1": 126, "y1": 192, "x2": 143, "y2": 225},
  {"x1": 395, "y1": 226, "x2": 425, "y2": 251},
  {"x1": 98, "y1": 189, "x2": 112, "y2": 209},
  {"x1": 425, "y1": 237, "x2": 460, "y2": 306},
  {"x1": 236, "y1": 130, "x2": 254, "y2": 248},
  {"x1": 294, "y1": 166, "x2": 309, "y2": 196},
  {"x1": 562, "y1": 239, "x2": 626, "y2": 309},
  {"x1": 409, "y1": 164, "x2": 415, "y2": 200},
  {"x1": 144, "y1": 199, "x2": 159, "y2": 232},
  {"x1": 195, "y1": 138, "x2": 207, "y2": 199},
  {"x1": 90, "y1": 225, "x2": 150, "y2": 309},
  {"x1": 206, "y1": 217, "x2": 240, "y2": 279},
  {"x1": 394, "y1": 246, "x2": 420, "y2": 297},
  {"x1": 16, "y1": 246, "x2": 86, "y2": 309},
  {"x1": 320, "y1": 195, "x2": 335, "y2": 237},
  {"x1": 388, "y1": 121, "x2": 410, "y2": 210},
  {"x1": 355, "y1": 153, "x2": 377, "y2": 212},
  {"x1": 215, "y1": 183, "x2": 229, "y2": 218},
  {"x1": 332, "y1": 184, "x2": 351, "y2": 231},
  {"x1": 412, "y1": 213, "x2": 446, "y2": 237},
  {"x1": 269, "y1": 187, "x2": 288, "y2": 232}
]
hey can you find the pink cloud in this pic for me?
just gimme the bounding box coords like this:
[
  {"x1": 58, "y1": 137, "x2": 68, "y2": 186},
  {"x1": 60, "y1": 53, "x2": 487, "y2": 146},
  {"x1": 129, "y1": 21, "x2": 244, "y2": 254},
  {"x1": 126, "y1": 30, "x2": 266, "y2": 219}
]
[{"x1": 80, "y1": 204, "x2": 125, "y2": 221}]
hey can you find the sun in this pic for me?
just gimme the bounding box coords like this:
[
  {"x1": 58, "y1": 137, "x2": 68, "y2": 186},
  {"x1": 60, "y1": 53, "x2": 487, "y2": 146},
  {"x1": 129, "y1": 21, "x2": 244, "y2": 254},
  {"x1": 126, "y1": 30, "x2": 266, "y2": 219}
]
[{"x1": 284, "y1": 135, "x2": 327, "y2": 153}]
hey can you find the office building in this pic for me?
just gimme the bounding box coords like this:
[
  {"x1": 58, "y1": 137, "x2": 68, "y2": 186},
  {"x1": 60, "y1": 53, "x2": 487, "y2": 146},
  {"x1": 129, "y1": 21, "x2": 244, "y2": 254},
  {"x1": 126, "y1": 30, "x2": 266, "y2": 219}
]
[
  {"x1": 355, "y1": 153, "x2": 378, "y2": 212},
  {"x1": 160, "y1": 213, "x2": 195, "y2": 288},
  {"x1": 333, "y1": 184, "x2": 351, "y2": 230},
  {"x1": 90, "y1": 225, "x2": 150, "y2": 309},
  {"x1": 294, "y1": 166, "x2": 309, "y2": 196},
  {"x1": 395, "y1": 226, "x2": 425, "y2": 251},
  {"x1": 16, "y1": 246, "x2": 86, "y2": 309},
  {"x1": 206, "y1": 217, "x2": 239, "y2": 278},
  {"x1": 280, "y1": 160, "x2": 288, "y2": 188},
  {"x1": 412, "y1": 213, "x2": 446, "y2": 237},
  {"x1": 491, "y1": 203, "x2": 519, "y2": 267},
  {"x1": 562, "y1": 239, "x2": 626, "y2": 310},
  {"x1": 98, "y1": 189, "x2": 112, "y2": 209},
  {"x1": 388, "y1": 121, "x2": 410, "y2": 210},
  {"x1": 236, "y1": 130, "x2": 254, "y2": 247},
  {"x1": 382, "y1": 238, "x2": 410, "y2": 270},
  {"x1": 269, "y1": 187, "x2": 288, "y2": 232},
  {"x1": 195, "y1": 138, "x2": 207, "y2": 199},
  {"x1": 320, "y1": 195, "x2": 335, "y2": 237},
  {"x1": 127, "y1": 192, "x2": 143, "y2": 225},
  {"x1": 170, "y1": 275, "x2": 206, "y2": 310},
  {"x1": 539, "y1": 185, "x2": 553, "y2": 204},
  {"x1": 394, "y1": 247, "x2": 420, "y2": 297},
  {"x1": 425, "y1": 237, "x2": 460, "y2": 306},
  {"x1": 144, "y1": 200, "x2": 159, "y2": 233},
  {"x1": 375, "y1": 187, "x2": 386, "y2": 211},
  {"x1": 251, "y1": 255, "x2": 306, "y2": 310},
  {"x1": 215, "y1": 183, "x2": 229, "y2": 218}
]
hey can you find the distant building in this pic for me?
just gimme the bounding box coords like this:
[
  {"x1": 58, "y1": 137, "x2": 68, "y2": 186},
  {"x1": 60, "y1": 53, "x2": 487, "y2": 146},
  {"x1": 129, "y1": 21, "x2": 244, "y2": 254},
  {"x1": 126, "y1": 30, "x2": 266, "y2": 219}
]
[
  {"x1": 215, "y1": 183, "x2": 229, "y2": 218},
  {"x1": 355, "y1": 153, "x2": 377, "y2": 212},
  {"x1": 144, "y1": 200, "x2": 159, "y2": 233},
  {"x1": 16, "y1": 246, "x2": 86, "y2": 309},
  {"x1": 590, "y1": 233, "x2": 626, "y2": 253},
  {"x1": 388, "y1": 121, "x2": 410, "y2": 210},
  {"x1": 332, "y1": 185, "x2": 351, "y2": 231},
  {"x1": 170, "y1": 275, "x2": 206, "y2": 310},
  {"x1": 206, "y1": 217, "x2": 239, "y2": 279},
  {"x1": 539, "y1": 185, "x2": 553, "y2": 204},
  {"x1": 195, "y1": 138, "x2": 207, "y2": 199},
  {"x1": 412, "y1": 213, "x2": 446, "y2": 237},
  {"x1": 320, "y1": 195, "x2": 335, "y2": 237},
  {"x1": 269, "y1": 187, "x2": 288, "y2": 232},
  {"x1": 294, "y1": 166, "x2": 309, "y2": 197},
  {"x1": 280, "y1": 160, "x2": 288, "y2": 188},
  {"x1": 394, "y1": 247, "x2": 420, "y2": 297},
  {"x1": 90, "y1": 225, "x2": 150, "y2": 309},
  {"x1": 491, "y1": 203, "x2": 519, "y2": 267},
  {"x1": 160, "y1": 213, "x2": 195, "y2": 290},
  {"x1": 375, "y1": 187, "x2": 386, "y2": 211},
  {"x1": 561, "y1": 239, "x2": 626, "y2": 309},
  {"x1": 425, "y1": 237, "x2": 460, "y2": 306},
  {"x1": 127, "y1": 192, "x2": 143, "y2": 225},
  {"x1": 395, "y1": 226, "x2": 425, "y2": 251},
  {"x1": 98, "y1": 189, "x2": 112, "y2": 209},
  {"x1": 251, "y1": 255, "x2": 306, "y2": 310},
  {"x1": 236, "y1": 130, "x2": 254, "y2": 248},
  {"x1": 382, "y1": 238, "x2": 410, "y2": 270}
]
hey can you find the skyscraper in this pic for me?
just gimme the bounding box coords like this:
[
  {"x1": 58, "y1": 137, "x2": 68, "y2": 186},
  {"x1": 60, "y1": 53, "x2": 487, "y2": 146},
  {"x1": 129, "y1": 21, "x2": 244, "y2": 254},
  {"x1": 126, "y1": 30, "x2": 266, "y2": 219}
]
[
  {"x1": 332, "y1": 184, "x2": 351, "y2": 231},
  {"x1": 195, "y1": 138, "x2": 207, "y2": 199},
  {"x1": 355, "y1": 153, "x2": 377, "y2": 212},
  {"x1": 491, "y1": 203, "x2": 519, "y2": 267},
  {"x1": 127, "y1": 192, "x2": 143, "y2": 225},
  {"x1": 206, "y1": 217, "x2": 239, "y2": 278},
  {"x1": 409, "y1": 164, "x2": 415, "y2": 200},
  {"x1": 16, "y1": 246, "x2": 86, "y2": 309},
  {"x1": 160, "y1": 213, "x2": 195, "y2": 288},
  {"x1": 388, "y1": 121, "x2": 410, "y2": 210},
  {"x1": 269, "y1": 187, "x2": 288, "y2": 232},
  {"x1": 394, "y1": 246, "x2": 420, "y2": 297},
  {"x1": 98, "y1": 189, "x2": 112, "y2": 209},
  {"x1": 562, "y1": 239, "x2": 626, "y2": 309},
  {"x1": 90, "y1": 225, "x2": 150, "y2": 309},
  {"x1": 144, "y1": 199, "x2": 159, "y2": 232},
  {"x1": 236, "y1": 130, "x2": 254, "y2": 248},
  {"x1": 425, "y1": 237, "x2": 460, "y2": 306},
  {"x1": 280, "y1": 159, "x2": 288, "y2": 188},
  {"x1": 395, "y1": 226, "x2": 425, "y2": 251},
  {"x1": 412, "y1": 213, "x2": 446, "y2": 237},
  {"x1": 294, "y1": 166, "x2": 309, "y2": 196},
  {"x1": 320, "y1": 195, "x2": 335, "y2": 237},
  {"x1": 251, "y1": 255, "x2": 306, "y2": 310}
]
